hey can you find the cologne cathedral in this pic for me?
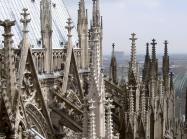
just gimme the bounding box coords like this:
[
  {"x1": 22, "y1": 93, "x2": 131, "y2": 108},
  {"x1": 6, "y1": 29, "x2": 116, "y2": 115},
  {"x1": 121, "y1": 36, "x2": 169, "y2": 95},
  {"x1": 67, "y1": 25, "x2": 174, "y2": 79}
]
[{"x1": 0, "y1": 0, "x2": 187, "y2": 139}]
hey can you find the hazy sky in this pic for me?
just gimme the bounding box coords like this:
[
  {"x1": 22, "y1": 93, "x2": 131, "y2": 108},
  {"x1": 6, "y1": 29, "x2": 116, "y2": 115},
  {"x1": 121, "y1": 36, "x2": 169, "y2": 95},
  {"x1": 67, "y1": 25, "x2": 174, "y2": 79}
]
[{"x1": 64, "y1": 0, "x2": 187, "y2": 55}]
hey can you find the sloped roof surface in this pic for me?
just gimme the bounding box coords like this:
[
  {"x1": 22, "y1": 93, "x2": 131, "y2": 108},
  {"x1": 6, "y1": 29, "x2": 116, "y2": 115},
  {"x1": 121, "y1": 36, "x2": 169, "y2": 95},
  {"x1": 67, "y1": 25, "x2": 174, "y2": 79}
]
[
  {"x1": 174, "y1": 72, "x2": 187, "y2": 97},
  {"x1": 0, "y1": 0, "x2": 78, "y2": 48}
]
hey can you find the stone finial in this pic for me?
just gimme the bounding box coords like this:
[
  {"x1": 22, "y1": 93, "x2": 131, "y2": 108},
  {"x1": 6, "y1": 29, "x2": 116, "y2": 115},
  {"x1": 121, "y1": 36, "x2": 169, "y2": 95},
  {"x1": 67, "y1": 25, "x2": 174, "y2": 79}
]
[
  {"x1": 151, "y1": 39, "x2": 157, "y2": 46},
  {"x1": 164, "y1": 40, "x2": 168, "y2": 46},
  {"x1": 20, "y1": 8, "x2": 31, "y2": 33},
  {"x1": 112, "y1": 43, "x2": 115, "y2": 56},
  {"x1": 65, "y1": 18, "x2": 74, "y2": 38},
  {"x1": 130, "y1": 33, "x2": 137, "y2": 42},
  {"x1": 112, "y1": 43, "x2": 115, "y2": 49},
  {"x1": 0, "y1": 20, "x2": 15, "y2": 37}
]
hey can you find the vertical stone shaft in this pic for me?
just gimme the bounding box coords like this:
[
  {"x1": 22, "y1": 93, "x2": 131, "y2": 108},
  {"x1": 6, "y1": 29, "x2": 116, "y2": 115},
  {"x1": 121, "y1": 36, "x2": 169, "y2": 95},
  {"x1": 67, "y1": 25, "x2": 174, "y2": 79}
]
[
  {"x1": 0, "y1": 20, "x2": 16, "y2": 100},
  {"x1": 77, "y1": 0, "x2": 89, "y2": 69},
  {"x1": 41, "y1": 0, "x2": 53, "y2": 74},
  {"x1": 62, "y1": 18, "x2": 74, "y2": 94}
]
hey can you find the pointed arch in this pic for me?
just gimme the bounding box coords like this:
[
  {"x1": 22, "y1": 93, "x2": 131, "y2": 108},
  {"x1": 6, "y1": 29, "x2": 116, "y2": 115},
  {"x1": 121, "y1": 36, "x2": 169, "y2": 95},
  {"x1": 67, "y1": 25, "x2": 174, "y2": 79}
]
[
  {"x1": 126, "y1": 123, "x2": 134, "y2": 139},
  {"x1": 25, "y1": 103, "x2": 50, "y2": 138}
]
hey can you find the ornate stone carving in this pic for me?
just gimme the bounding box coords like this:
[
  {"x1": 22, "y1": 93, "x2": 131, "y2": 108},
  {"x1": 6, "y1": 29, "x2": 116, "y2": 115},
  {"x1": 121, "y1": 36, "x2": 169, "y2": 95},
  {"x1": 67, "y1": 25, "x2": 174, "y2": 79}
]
[
  {"x1": 25, "y1": 103, "x2": 51, "y2": 139},
  {"x1": 22, "y1": 70, "x2": 36, "y2": 103}
]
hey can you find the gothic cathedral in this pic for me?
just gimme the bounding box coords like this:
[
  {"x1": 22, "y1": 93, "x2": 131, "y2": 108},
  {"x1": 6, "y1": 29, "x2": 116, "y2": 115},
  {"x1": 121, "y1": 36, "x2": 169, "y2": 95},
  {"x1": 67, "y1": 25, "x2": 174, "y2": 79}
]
[{"x1": 0, "y1": 0, "x2": 186, "y2": 139}]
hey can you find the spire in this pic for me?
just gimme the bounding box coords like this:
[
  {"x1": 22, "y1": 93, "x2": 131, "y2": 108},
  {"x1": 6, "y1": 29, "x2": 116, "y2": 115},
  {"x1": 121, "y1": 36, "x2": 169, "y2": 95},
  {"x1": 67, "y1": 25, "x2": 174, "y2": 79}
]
[
  {"x1": 163, "y1": 40, "x2": 170, "y2": 90},
  {"x1": 128, "y1": 33, "x2": 138, "y2": 85},
  {"x1": 109, "y1": 43, "x2": 117, "y2": 83},
  {"x1": 142, "y1": 43, "x2": 150, "y2": 82},
  {"x1": 129, "y1": 33, "x2": 137, "y2": 78},
  {"x1": 40, "y1": 0, "x2": 53, "y2": 74},
  {"x1": 150, "y1": 39, "x2": 158, "y2": 79},
  {"x1": 129, "y1": 33, "x2": 137, "y2": 70}
]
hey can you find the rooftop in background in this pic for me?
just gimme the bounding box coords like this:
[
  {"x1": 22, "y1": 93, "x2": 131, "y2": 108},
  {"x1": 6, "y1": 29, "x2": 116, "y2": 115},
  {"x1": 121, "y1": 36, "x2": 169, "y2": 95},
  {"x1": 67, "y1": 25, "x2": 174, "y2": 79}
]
[{"x1": 0, "y1": 0, "x2": 78, "y2": 48}]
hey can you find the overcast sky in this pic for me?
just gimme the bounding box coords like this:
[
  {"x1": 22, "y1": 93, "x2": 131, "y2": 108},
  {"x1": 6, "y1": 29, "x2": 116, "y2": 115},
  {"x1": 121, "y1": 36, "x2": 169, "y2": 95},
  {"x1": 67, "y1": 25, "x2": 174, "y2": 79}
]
[{"x1": 64, "y1": 0, "x2": 187, "y2": 55}]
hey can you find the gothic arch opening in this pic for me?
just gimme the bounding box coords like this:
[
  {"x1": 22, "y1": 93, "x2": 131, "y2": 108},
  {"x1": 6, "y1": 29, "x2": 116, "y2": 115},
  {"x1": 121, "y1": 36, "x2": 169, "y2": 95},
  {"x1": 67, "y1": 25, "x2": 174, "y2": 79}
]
[
  {"x1": 126, "y1": 124, "x2": 134, "y2": 139},
  {"x1": 150, "y1": 110, "x2": 154, "y2": 139},
  {"x1": 25, "y1": 103, "x2": 51, "y2": 138}
]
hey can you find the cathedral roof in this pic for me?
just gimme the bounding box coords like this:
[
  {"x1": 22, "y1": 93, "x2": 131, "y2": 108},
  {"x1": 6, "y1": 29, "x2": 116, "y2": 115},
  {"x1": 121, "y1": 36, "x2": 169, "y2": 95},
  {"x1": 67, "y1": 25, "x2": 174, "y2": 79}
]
[
  {"x1": 174, "y1": 72, "x2": 187, "y2": 97},
  {"x1": 0, "y1": 0, "x2": 78, "y2": 48}
]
